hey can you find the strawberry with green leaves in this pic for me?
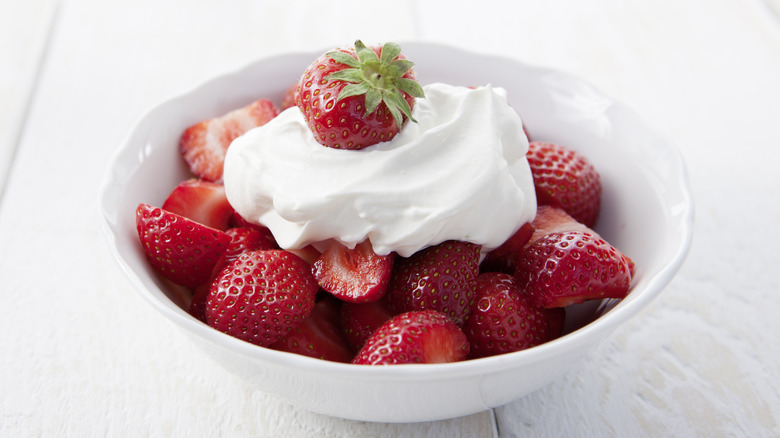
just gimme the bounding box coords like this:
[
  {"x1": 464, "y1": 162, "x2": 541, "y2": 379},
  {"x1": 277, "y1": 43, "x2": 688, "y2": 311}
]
[{"x1": 295, "y1": 40, "x2": 424, "y2": 150}]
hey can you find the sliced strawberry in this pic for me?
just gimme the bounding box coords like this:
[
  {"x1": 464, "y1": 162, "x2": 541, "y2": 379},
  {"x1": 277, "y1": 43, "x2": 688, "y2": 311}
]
[
  {"x1": 206, "y1": 250, "x2": 318, "y2": 347},
  {"x1": 545, "y1": 307, "x2": 566, "y2": 340},
  {"x1": 136, "y1": 203, "x2": 231, "y2": 289},
  {"x1": 162, "y1": 179, "x2": 234, "y2": 230},
  {"x1": 281, "y1": 82, "x2": 297, "y2": 110},
  {"x1": 208, "y1": 226, "x2": 280, "y2": 278},
  {"x1": 527, "y1": 141, "x2": 602, "y2": 227},
  {"x1": 528, "y1": 205, "x2": 594, "y2": 245},
  {"x1": 464, "y1": 272, "x2": 550, "y2": 358},
  {"x1": 312, "y1": 240, "x2": 395, "y2": 303},
  {"x1": 270, "y1": 295, "x2": 354, "y2": 363},
  {"x1": 515, "y1": 231, "x2": 632, "y2": 308},
  {"x1": 223, "y1": 226, "x2": 278, "y2": 263},
  {"x1": 287, "y1": 245, "x2": 321, "y2": 266},
  {"x1": 352, "y1": 310, "x2": 469, "y2": 365},
  {"x1": 187, "y1": 284, "x2": 210, "y2": 323},
  {"x1": 228, "y1": 212, "x2": 278, "y2": 247},
  {"x1": 480, "y1": 222, "x2": 534, "y2": 274},
  {"x1": 179, "y1": 98, "x2": 279, "y2": 182},
  {"x1": 339, "y1": 299, "x2": 395, "y2": 351},
  {"x1": 385, "y1": 240, "x2": 481, "y2": 326}
]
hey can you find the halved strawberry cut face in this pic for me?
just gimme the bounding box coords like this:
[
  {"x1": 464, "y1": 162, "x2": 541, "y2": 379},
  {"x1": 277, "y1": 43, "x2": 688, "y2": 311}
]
[
  {"x1": 135, "y1": 203, "x2": 231, "y2": 289},
  {"x1": 312, "y1": 240, "x2": 395, "y2": 303},
  {"x1": 162, "y1": 179, "x2": 234, "y2": 230},
  {"x1": 179, "y1": 98, "x2": 279, "y2": 182}
]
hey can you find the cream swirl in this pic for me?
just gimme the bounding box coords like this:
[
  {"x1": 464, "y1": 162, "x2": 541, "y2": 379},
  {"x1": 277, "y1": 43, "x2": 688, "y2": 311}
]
[{"x1": 223, "y1": 83, "x2": 536, "y2": 257}]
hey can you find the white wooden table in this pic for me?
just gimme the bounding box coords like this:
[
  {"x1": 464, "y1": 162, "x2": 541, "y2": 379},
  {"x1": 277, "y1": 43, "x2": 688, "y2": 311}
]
[{"x1": 2, "y1": 0, "x2": 779, "y2": 436}]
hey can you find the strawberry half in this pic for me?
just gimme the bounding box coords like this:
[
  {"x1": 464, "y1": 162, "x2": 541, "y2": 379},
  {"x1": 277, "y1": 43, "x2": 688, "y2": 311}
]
[
  {"x1": 136, "y1": 203, "x2": 231, "y2": 289},
  {"x1": 528, "y1": 205, "x2": 594, "y2": 246},
  {"x1": 527, "y1": 141, "x2": 602, "y2": 227},
  {"x1": 311, "y1": 240, "x2": 395, "y2": 303},
  {"x1": 339, "y1": 299, "x2": 395, "y2": 351},
  {"x1": 162, "y1": 179, "x2": 234, "y2": 230},
  {"x1": 270, "y1": 295, "x2": 354, "y2": 363},
  {"x1": 295, "y1": 40, "x2": 425, "y2": 150},
  {"x1": 179, "y1": 98, "x2": 279, "y2": 182},
  {"x1": 352, "y1": 310, "x2": 469, "y2": 365},
  {"x1": 206, "y1": 250, "x2": 318, "y2": 347},
  {"x1": 385, "y1": 240, "x2": 481, "y2": 326},
  {"x1": 480, "y1": 222, "x2": 535, "y2": 274},
  {"x1": 515, "y1": 231, "x2": 632, "y2": 308},
  {"x1": 464, "y1": 272, "x2": 550, "y2": 358}
]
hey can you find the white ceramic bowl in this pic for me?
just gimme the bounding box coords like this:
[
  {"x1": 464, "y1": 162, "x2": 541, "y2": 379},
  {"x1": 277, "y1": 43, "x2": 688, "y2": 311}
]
[{"x1": 99, "y1": 42, "x2": 694, "y2": 423}]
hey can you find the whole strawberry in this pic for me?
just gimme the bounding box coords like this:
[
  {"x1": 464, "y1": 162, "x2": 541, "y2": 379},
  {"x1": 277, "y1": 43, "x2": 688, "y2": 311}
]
[
  {"x1": 464, "y1": 272, "x2": 550, "y2": 358},
  {"x1": 385, "y1": 240, "x2": 481, "y2": 326},
  {"x1": 136, "y1": 203, "x2": 230, "y2": 289},
  {"x1": 352, "y1": 310, "x2": 469, "y2": 365},
  {"x1": 515, "y1": 231, "x2": 632, "y2": 308},
  {"x1": 295, "y1": 40, "x2": 425, "y2": 150},
  {"x1": 206, "y1": 250, "x2": 318, "y2": 347},
  {"x1": 527, "y1": 141, "x2": 601, "y2": 227}
]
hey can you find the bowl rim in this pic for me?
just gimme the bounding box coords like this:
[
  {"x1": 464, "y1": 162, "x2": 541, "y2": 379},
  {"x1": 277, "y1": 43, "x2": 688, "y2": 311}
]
[{"x1": 99, "y1": 41, "x2": 695, "y2": 382}]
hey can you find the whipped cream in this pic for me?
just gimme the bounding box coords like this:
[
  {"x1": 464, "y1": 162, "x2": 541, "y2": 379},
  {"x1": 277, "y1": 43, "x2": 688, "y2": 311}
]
[{"x1": 223, "y1": 83, "x2": 536, "y2": 257}]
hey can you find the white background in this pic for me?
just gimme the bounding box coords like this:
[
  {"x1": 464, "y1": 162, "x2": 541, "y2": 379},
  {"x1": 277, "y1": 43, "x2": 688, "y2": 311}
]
[{"x1": 1, "y1": 0, "x2": 779, "y2": 436}]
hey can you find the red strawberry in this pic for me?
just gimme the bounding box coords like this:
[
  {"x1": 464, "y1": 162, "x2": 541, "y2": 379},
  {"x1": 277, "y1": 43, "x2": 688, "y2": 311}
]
[
  {"x1": 528, "y1": 205, "x2": 594, "y2": 246},
  {"x1": 162, "y1": 179, "x2": 234, "y2": 230},
  {"x1": 527, "y1": 141, "x2": 601, "y2": 227},
  {"x1": 270, "y1": 296, "x2": 354, "y2": 363},
  {"x1": 295, "y1": 40, "x2": 424, "y2": 150},
  {"x1": 545, "y1": 307, "x2": 566, "y2": 340},
  {"x1": 179, "y1": 98, "x2": 279, "y2": 182},
  {"x1": 352, "y1": 310, "x2": 469, "y2": 365},
  {"x1": 188, "y1": 284, "x2": 210, "y2": 323},
  {"x1": 228, "y1": 212, "x2": 278, "y2": 246},
  {"x1": 206, "y1": 250, "x2": 318, "y2": 347},
  {"x1": 209, "y1": 226, "x2": 280, "y2": 276},
  {"x1": 311, "y1": 240, "x2": 395, "y2": 303},
  {"x1": 385, "y1": 240, "x2": 481, "y2": 326},
  {"x1": 281, "y1": 83, "x2": 297, "y2": 110},
  {"x1": 339, "y1": 299, "x2": 395, "y2": 351},
  {"x1": 480, "y1": 222, "x2": 534, "y2": 274},
  {"x1": 515, "y1": 231, "x2": 632, "y2": 308},
  {"x1": 136, "y1": 203, "x2": 231, "y2": 289},
  {"x1": 464, "y1": 272, "x2": 550, "y2": 358}
]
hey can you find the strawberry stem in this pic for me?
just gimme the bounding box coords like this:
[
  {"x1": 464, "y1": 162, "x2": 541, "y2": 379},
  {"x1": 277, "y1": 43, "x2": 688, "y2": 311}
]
[{"x1": 326, "y1": 40, "x2": 425, "y2": 128}]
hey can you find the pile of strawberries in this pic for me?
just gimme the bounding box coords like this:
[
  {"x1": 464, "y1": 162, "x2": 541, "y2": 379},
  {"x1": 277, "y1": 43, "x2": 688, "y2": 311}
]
[{"x1": 135, "y1": 41, "x2": 634, "y2": 365}]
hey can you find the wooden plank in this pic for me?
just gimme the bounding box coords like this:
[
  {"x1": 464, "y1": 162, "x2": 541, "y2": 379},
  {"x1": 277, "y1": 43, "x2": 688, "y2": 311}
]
[{"x1": 0, "y1": 0, "x2": 58, "y2": 199}]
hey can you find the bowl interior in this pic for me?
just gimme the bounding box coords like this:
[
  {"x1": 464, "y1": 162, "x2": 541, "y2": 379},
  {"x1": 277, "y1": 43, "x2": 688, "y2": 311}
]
[{"x1": 99, "y1": 42, "x2": 693, "y2": 420}]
